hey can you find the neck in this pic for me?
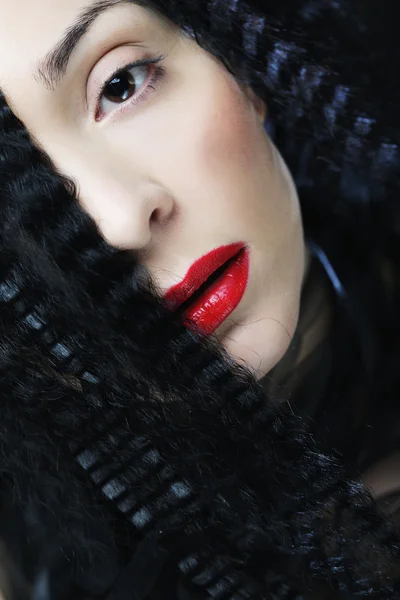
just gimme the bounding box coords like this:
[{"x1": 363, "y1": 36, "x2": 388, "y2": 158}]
[{"x1": 261, "y1": 245, "x2": 335, "y2": 398}]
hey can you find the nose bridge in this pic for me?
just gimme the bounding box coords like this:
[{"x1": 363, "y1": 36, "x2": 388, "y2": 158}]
[{"x1": 67, "y1": 154, "x2": 174, "y2": 251}]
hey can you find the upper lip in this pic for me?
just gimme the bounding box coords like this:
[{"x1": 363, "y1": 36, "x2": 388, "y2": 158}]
[{"x1": 163, "y1": 242, "x2": 245, "y2": 310}]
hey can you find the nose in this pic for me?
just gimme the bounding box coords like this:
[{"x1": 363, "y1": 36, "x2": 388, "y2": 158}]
[{"x1": 73, "y1": 165, "x2": 175, "y2": 251}]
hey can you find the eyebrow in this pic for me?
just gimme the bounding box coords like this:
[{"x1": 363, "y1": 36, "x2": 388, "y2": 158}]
[{"x1": 34, "y1": 0, "x2": 130, "y2": 91}]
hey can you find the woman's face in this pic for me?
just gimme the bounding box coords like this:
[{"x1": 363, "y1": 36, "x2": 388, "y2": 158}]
[{"x1": 0, "y1": 0, "x2": 307, "y2": 380}]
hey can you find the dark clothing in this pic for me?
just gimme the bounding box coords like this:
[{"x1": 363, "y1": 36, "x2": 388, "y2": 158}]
[{"x1": 261, "y1": 238, "x2": 400, "y2": 526}]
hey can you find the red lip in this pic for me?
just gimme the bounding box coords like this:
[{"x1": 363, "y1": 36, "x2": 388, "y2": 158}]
[{"x1": 163, "y1": 242, "x2": 249, "y2": 335}]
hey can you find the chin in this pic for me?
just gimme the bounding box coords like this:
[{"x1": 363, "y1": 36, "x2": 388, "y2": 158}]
[{"x1": 217, "y1": 306, "x2": 299, "y2": 381}]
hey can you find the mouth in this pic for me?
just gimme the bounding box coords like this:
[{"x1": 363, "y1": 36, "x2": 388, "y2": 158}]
[{"x1": 163, "y1": 243, "x2": 250, "y2": 335}]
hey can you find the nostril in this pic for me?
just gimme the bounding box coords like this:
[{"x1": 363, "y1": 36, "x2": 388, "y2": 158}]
[{"x1": 150, "y1": 208, "x2": 160, "y2": 223}]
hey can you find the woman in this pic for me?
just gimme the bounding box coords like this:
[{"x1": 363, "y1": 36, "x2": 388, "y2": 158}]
[{"x1": 0, "y1": 0, "x2": 399, "y2": 598}]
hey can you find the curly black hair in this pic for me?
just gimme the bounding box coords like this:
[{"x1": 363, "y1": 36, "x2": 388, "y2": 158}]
[{"x1": 1, "y1": 1, "x2": 400, "y2": 598}]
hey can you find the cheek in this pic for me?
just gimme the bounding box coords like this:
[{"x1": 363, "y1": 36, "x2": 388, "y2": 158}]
[
  {"x1": 185, "y1": 77, "x2": 279, "y2": 226},
  {"x1": 198, "y1": 84, "x2": 261, "y2": 173}
]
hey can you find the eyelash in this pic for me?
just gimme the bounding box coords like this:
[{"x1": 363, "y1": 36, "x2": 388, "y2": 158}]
[{"x1": 94, "y1": 53, "x2": 167, "y2": 122}]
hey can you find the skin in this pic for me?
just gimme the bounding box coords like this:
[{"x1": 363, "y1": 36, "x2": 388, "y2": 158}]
[{"x1": 0, "y1": 0, "x2": 308, "y2": 380}]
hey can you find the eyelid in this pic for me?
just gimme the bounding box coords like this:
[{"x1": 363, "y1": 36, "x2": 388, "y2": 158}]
[
  {"x1": 94, "y1": 54, "x2": 163, "y2": 109},
  {"x1": 87, "y1": 49, "x2": 166, "y2": 116}
]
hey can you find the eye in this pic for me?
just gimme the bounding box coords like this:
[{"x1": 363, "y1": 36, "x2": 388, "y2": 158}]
[{"x1": 94, "y1": 54, "x2": 166, "y2": 121}]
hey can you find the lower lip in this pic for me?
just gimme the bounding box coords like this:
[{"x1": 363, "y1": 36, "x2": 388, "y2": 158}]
[{"x1": 180, "y1": 247, "x2": 249, "y2": 336}]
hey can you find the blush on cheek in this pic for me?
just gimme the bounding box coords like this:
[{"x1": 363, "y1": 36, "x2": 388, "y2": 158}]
[{"x1": 198, "y1": 76, "x2": 262, "y2": 171}]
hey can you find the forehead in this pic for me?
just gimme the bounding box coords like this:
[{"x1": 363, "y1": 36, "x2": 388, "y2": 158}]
[{"x1": 0, "y1": 0, "x2": 91, "y2": 73}]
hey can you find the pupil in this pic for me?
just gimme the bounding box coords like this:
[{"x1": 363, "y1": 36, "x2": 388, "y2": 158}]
[{"x1": 107, "y1": 72, "x2": 135, "y2": 102}]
